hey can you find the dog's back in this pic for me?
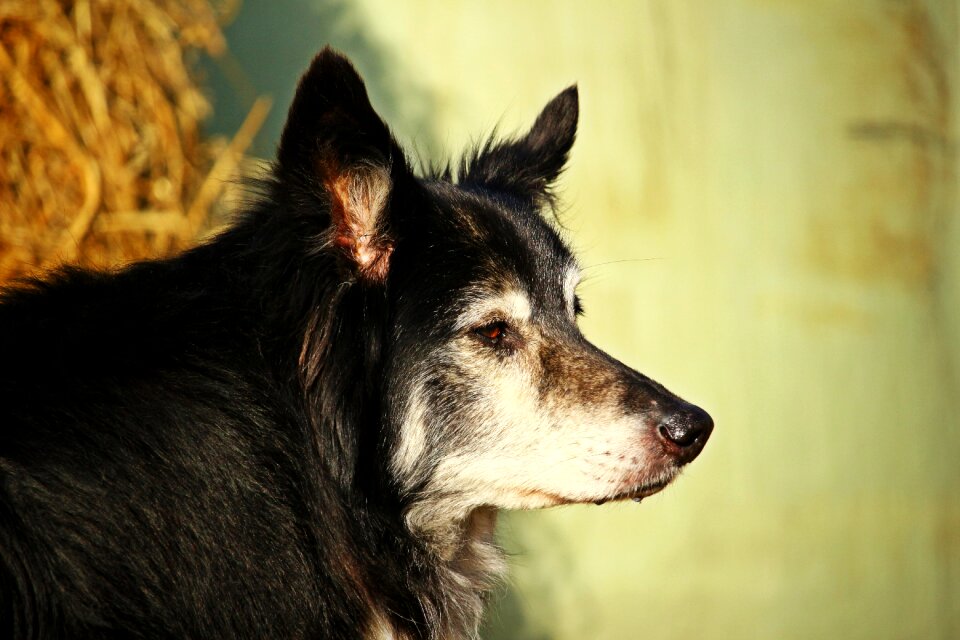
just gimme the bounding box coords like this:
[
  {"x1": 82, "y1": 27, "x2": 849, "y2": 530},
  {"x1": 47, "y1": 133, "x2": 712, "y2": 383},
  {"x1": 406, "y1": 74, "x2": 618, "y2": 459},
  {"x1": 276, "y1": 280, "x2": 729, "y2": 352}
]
[{"x1": 0, "y1": 248, "x2": 348, "y2": 637}]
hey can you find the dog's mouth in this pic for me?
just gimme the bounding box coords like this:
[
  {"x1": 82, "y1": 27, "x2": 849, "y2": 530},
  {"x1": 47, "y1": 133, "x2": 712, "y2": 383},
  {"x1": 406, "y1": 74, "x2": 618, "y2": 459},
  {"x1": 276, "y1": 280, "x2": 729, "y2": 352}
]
[{"x1": 592, "y1": 477, "x2": 673, "y2": 506}]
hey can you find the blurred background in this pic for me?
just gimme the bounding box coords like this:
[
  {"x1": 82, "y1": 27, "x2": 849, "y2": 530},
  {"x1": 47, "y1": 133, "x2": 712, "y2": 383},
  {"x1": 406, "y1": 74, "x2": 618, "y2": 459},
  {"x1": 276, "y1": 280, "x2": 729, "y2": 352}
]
[{"x1": 2, "y1": 1, "x2": 958, "y2": 638}]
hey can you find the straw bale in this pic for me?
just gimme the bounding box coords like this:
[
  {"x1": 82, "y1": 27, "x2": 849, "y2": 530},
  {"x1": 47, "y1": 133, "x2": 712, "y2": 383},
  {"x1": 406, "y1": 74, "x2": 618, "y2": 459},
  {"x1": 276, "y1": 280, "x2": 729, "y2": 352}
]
[{"x1": 0, "y1": 0, "x2": 267, "y2": 283}]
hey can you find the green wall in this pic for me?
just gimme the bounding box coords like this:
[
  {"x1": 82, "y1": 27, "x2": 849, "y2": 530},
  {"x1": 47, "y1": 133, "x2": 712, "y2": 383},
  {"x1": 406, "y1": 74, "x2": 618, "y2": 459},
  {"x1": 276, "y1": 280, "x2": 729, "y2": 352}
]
[{"x1": 208, "y1": 1, "x2": 960, "y2": 637}]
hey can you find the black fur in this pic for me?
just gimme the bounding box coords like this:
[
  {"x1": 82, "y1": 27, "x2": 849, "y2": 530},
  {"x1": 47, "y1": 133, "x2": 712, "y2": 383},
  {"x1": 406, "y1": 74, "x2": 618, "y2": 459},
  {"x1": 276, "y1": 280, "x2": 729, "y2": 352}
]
[
  {"x1": 458, "y1": 86, "x2": 578, "y2": 211},
  {"x1": 0, "y1": 48, "x2": 582, "y2": 639}
]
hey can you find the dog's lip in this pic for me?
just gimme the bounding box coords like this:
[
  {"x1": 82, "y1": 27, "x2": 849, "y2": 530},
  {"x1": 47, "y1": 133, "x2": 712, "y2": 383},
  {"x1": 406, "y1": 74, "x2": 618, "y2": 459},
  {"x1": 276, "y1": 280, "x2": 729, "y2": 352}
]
[{"x1": 593, "y1": 479, "x2": 672, "y2": 506}]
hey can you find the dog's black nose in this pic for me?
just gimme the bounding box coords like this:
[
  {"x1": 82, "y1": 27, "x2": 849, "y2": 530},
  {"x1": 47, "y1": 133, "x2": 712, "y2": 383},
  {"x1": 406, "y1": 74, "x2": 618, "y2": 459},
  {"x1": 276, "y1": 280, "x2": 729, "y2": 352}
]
[{"x1": 657, "y1": 403, "x2": 713, "y2": 464}]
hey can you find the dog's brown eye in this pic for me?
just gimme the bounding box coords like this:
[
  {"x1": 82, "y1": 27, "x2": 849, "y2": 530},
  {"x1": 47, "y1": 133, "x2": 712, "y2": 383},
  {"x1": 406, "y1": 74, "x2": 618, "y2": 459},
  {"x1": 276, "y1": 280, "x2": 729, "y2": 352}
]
[{"x1": 474, "y1": 321, "x2": 507, "y2": 345}]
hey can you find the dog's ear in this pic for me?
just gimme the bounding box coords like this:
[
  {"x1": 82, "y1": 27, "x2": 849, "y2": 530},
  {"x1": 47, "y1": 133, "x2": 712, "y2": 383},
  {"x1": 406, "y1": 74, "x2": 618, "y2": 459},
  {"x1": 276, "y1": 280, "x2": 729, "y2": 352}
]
[
  {"x1": 277, "y1": 47, "x2": 405, "y2": 282},
  {"x1": 460, "y1": 86, "x2": 578, "y2": 209}
]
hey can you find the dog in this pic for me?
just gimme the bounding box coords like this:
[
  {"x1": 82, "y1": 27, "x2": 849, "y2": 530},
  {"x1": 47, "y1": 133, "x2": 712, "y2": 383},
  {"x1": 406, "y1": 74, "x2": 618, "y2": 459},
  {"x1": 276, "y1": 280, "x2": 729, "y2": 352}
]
[{"x1": 0, "y1": 47, "x2": 713, "y2": 639}]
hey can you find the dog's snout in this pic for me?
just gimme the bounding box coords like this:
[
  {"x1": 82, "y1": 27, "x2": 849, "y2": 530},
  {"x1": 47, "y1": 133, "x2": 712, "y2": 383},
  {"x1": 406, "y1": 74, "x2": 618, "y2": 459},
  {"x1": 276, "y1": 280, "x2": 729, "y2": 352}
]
[{"x1": 656, "y1": 403, "x2": 713, "y2": 464}]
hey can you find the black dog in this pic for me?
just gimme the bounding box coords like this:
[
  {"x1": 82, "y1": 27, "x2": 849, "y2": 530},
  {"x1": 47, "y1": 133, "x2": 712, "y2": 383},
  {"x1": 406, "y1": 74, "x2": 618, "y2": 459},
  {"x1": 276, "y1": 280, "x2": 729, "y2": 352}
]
[{"x1": 0, "y1": 48, "x2": 712, "y2": 639}]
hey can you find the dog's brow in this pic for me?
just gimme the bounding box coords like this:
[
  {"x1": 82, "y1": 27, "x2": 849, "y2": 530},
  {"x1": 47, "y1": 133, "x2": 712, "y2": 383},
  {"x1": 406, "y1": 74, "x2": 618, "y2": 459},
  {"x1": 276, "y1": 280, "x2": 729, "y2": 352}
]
[{"x1": 454, "y1": 290, "x2": 532, "y2": 330}]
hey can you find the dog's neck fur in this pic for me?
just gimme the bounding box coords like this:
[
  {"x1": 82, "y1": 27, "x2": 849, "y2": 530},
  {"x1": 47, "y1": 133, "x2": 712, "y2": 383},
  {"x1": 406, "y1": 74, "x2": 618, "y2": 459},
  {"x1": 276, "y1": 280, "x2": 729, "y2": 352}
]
[
  {"x1": 356, "y1": 507, "x2": 505, "y2": 640},
  {"x1": 393, "y1": 506, "x2": 506, "y2": 639}
]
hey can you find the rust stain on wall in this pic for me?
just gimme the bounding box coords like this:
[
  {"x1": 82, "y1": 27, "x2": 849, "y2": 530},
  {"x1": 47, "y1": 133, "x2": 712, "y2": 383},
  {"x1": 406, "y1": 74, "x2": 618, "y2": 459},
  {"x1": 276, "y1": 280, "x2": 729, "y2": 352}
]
[{"x1": 805, "y1": 3, "x2": 954, "y2": 290}]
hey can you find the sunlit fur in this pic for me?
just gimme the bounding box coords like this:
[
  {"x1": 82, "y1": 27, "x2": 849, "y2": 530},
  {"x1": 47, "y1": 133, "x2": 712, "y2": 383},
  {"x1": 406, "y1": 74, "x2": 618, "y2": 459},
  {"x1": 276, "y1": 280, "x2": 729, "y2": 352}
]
[{"x1": 0, "y1": 48, "x2": 711, "y2": 640}]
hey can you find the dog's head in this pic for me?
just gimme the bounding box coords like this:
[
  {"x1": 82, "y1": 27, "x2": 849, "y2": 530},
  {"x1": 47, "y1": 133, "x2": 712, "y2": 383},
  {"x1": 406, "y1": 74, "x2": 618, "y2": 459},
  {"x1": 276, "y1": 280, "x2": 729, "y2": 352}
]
[{"x1": 276, "y1": 48, "x2": 712, "y2": 541}]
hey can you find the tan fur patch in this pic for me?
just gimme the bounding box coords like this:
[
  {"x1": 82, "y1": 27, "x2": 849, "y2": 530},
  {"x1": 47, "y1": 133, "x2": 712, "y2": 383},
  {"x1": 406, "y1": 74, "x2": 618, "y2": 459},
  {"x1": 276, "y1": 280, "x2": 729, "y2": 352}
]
[{"x1": 323, "y1": 162, "x2": 394, "y2": 280}]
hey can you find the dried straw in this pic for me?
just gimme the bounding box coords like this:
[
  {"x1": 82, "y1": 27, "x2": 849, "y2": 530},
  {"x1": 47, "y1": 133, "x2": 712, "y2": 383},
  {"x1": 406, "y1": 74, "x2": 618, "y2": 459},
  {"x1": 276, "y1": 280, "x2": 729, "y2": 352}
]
[{"x1": 0, "y1": 0, "x2": 269, "y2": 283}]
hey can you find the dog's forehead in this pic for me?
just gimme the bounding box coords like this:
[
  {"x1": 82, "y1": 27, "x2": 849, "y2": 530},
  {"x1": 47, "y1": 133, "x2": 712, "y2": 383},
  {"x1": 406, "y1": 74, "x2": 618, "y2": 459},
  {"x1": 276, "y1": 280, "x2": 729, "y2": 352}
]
[
  {"x1": 474, "y1": 197, "x2": 574, "y2": 294},
  {"x1": 403, "y1": 181, "x2": 580, "y2": 325},
  {"x1": 437, "y1": 184, "x2": 575, "y2": 272}
]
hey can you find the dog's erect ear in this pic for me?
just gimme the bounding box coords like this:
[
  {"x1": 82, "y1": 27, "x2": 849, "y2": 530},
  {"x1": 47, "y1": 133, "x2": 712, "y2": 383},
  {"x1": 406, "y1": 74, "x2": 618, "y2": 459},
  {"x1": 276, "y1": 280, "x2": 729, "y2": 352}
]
[
  {"x1": 460, "y1": 86, "x2": 578, "y2": 209},
  {"x1": 277, "y1": 47, "x2": 404, "y2": 281}
]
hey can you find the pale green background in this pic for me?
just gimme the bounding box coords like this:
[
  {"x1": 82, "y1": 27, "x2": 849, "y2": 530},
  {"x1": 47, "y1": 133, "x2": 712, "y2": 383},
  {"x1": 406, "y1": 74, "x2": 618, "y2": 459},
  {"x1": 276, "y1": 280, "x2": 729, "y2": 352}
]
[{"x1": 205, "y1": 1, "x2": 960, "y2": 637}]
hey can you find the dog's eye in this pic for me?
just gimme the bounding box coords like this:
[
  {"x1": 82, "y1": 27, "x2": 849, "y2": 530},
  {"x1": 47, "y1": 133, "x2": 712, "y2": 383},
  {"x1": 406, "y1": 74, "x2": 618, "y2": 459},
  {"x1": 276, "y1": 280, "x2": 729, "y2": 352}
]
[
  {"x1": 474, "y1": 321, "x2": 507, "y2": 345},
  {"x1": 573, "y1": 296, "x2": 584, "y2": 317}
]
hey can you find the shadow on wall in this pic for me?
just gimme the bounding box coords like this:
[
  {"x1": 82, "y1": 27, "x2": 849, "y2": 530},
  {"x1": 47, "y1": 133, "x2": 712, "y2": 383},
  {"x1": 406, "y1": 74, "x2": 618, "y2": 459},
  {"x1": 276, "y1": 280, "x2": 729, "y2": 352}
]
[
  {"x1": 200, "y1": 0, "x2": 439, "y2": 160},
  {"x1": 483, "y1": 512, "x2": 598, "y2": 640}
]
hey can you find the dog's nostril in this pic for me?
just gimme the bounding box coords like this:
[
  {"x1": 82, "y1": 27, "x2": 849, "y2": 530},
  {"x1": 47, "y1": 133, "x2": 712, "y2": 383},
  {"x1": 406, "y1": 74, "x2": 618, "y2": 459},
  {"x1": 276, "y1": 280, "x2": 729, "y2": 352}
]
[
  {"x1": 656, "y1": 404, "x2": 713, "y2": 462},
  {"x1": 659, "y1": 419, "x2": 695, "y2": 447},
  {"x1": 657, "y1": 424, "x2": 676, "y2": 444}
]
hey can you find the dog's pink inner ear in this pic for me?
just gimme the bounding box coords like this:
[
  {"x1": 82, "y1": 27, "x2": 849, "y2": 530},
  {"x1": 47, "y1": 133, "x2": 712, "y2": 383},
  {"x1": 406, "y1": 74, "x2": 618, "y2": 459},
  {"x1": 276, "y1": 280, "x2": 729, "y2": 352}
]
[{"x1": 321, "y1": 159, "x2": 394, "y2": 281}]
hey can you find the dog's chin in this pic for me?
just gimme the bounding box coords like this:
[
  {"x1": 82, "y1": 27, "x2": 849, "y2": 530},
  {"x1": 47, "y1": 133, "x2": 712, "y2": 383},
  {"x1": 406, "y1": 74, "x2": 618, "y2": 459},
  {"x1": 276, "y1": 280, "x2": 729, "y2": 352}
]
[
  {"x1": 592, "y1": 479, "x2": 670, "y2": 506},
  {"x1": 490, "y1": 467, "x2": 682, "y2": 510},
  {"x1": 591, "y1": 468, "x2": 681, "y2": 506}
]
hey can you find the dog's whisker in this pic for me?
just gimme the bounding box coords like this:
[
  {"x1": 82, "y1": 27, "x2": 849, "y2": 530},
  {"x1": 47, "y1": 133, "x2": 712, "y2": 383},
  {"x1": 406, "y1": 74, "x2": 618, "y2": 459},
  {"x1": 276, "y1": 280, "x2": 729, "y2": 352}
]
[{"x1": 582, "y1": 257, "x2": 664, "y2": 271}]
